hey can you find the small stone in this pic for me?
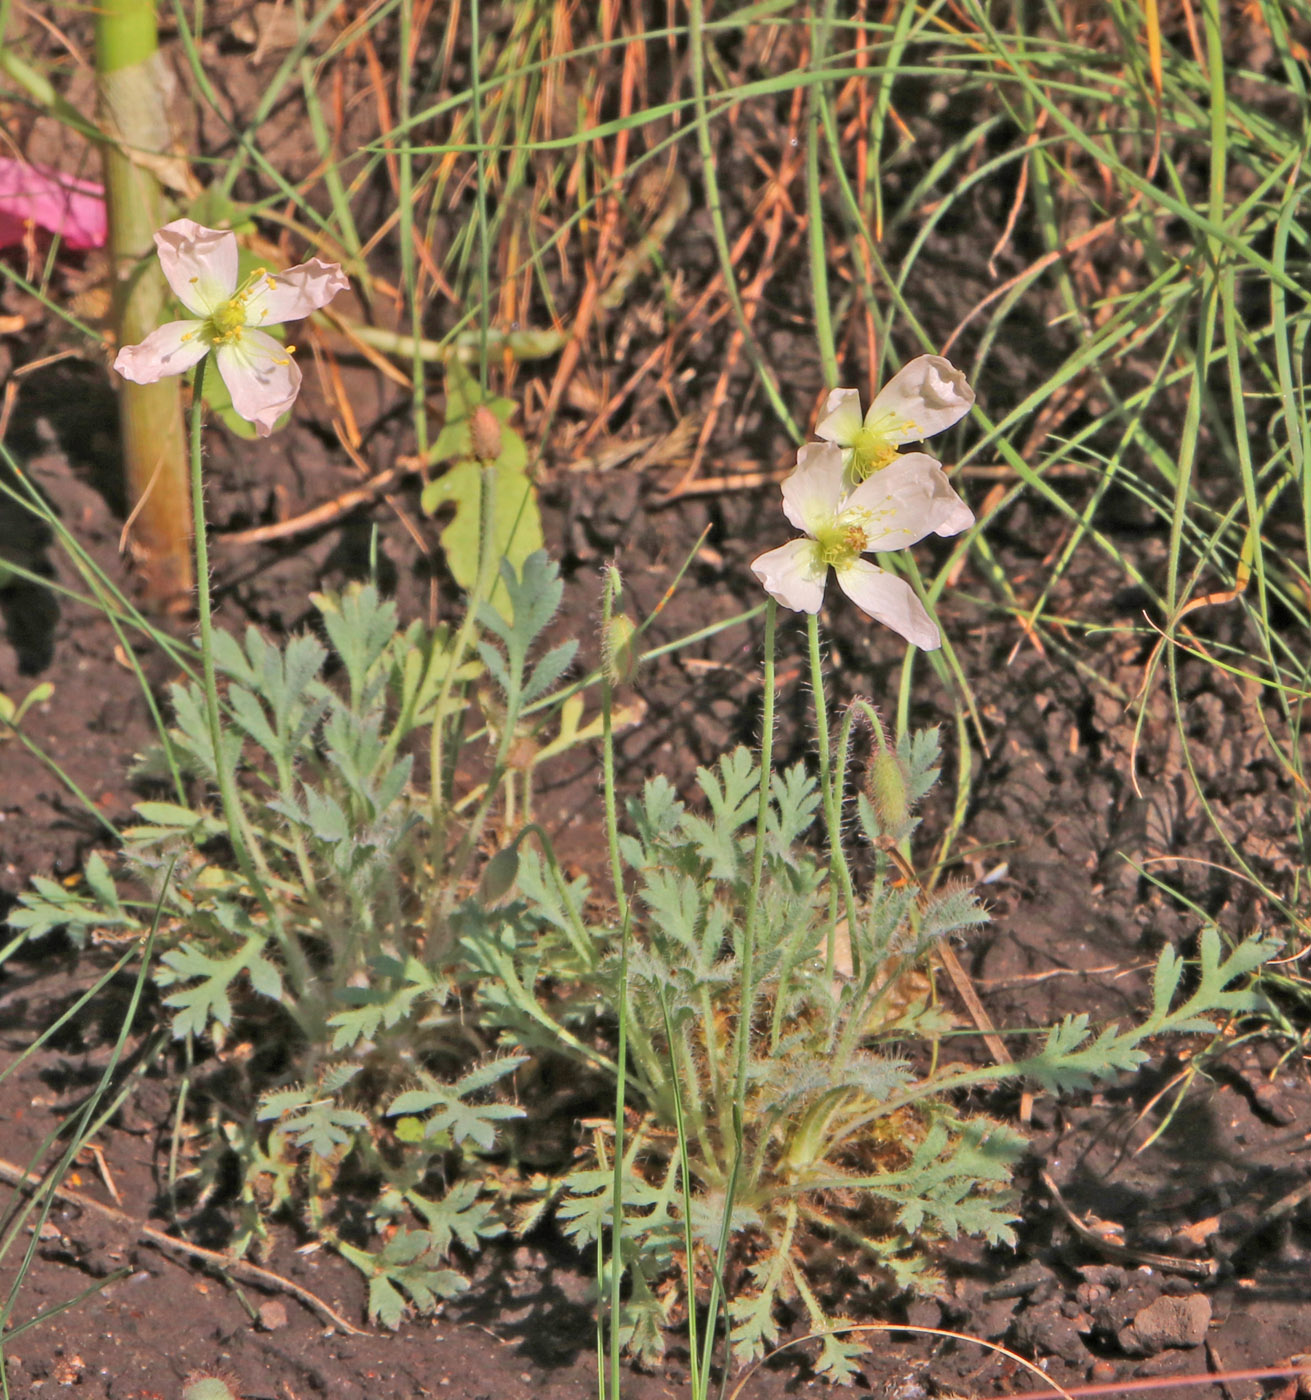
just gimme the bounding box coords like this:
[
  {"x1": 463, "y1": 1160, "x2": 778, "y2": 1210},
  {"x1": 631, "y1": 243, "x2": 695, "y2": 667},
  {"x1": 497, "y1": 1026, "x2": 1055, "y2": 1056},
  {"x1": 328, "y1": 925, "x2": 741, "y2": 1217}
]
[
  {"x1": 1118, "y1": 1293, "x2": 1211, "y2": 1356},
  {"x1": 1013, "y1": 1307, "x2": 1091, "y2": 1364},
  {"x1": 52, "y1": 1354, "x2": 85, "y2": 1386},
  {"x1": 257, "y1": 1300, "x2": 288, "y2": 1331}
]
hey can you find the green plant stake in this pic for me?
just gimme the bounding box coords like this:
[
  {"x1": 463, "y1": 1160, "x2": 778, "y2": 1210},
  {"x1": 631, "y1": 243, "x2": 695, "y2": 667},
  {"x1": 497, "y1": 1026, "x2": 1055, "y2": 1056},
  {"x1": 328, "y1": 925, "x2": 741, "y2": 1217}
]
[{"x1": 96, "y1": 0, "x2": 191, "y2": 608}]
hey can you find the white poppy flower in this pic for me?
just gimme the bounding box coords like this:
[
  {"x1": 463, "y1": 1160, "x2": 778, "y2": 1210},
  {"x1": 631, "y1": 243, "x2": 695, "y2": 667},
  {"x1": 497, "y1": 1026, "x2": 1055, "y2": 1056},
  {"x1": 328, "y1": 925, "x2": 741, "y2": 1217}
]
[
  {"x1": 750, "y1": 442, "x2": 972, "y2": 650},
  {"x1": 817, "y1": 355, "x2": 974, "y2": 486},
  {"x1": 112, "y1": 218, "x2": 348, "y2": 436}
]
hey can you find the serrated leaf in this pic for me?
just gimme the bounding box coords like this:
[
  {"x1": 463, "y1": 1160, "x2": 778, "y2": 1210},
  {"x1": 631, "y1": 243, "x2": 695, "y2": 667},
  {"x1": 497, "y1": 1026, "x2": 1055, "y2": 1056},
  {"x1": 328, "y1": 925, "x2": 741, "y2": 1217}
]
[
  {"x1": 388, "y1": 1086, "x2": 446, "y2": 1116},
  {"x1": 258, "y1": 1086, "x2": 315, "y2": 1120},
  {"x1": 455, "y1": 1053, "x2": 528, "y2": 1096},
  {"x1": 247, "y1": 954, "x2": 283, "y2": 1002},
  {"x1": 80, "y1": 852, "x2": 121, "y2": 912},
  {"x1": 475, "y1": 639, "x2": 511, "y2": 694},
  {"x1": 368, "y1": 1273, "x2": 407, "y2": 1330},
  {"x1": 158, "y1": 937, "x2": 270, "y2": 1041},
  {"x1": 342, "y1": 1230, "x2": 469, "y2": 1328},
  {"x1": 321, "y1": 1063, "x2": 363, "y2": 1095},
  {"x1": 130, "y1": 800, "x2": 210, "y2": 830},
  {"x1": 522, "y1": 639, "x2": 578, "y2": 705},
  {"x1": 408, "y1": 1180, "x2": 506, "y2": 1254},
  {"x1": 813, "y1": 1327, "x2": 869, "y2": 1384},
  {"x1": 1153, "y1": 942, "x2": 1184, "y2": 1016},
  {"x1": 313, "y1": 584, "x2": 398, "y2": 704},
  {"x1": 227, "y1": 686, "x2": 280, "y2": 756},
  {"x1": 729, "y1": 1273, "x2": 784, "y2": 1362},
  {"x1": 304, "y1": 787, "x2": 349, "y2": 844}
]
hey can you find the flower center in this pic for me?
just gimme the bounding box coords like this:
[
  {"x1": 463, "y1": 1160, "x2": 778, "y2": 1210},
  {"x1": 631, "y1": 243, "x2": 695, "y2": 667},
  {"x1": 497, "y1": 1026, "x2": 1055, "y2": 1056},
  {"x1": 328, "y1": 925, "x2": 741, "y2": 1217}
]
[
  {"x1": 850, "y1": 408, "x2": 921, "y2": 481},
  {"x1": 203, "y1": 294, "x2": 249, "y2": 346},
  {"x1": 813, "y1": 521, "x2": 868, "y2": 569},
  {"x1": 849, "y1": 425, "x2": 898, "y2": 481}
]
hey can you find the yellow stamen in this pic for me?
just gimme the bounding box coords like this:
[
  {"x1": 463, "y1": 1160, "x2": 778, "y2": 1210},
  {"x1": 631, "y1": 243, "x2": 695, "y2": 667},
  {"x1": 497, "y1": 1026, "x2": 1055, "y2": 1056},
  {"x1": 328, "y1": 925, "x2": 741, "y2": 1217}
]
[
  {"x1": 850, "y1": 427, "x2": 898, "y2": 481},
  {"x1": 204, "y1": 294, "x2": 249, "y2": 346},
  {"x1": 849, "y1": 410, "x2": 918, "y2": 481},
  {"x1": 813, "y1": 522, "x2": 863, "y2": 570}
]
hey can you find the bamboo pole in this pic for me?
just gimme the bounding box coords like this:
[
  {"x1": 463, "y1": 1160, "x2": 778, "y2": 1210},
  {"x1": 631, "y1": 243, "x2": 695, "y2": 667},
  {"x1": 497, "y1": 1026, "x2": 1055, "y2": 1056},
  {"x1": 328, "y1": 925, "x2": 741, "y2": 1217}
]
[{"x1": 96, "y1": 0, "x2": 192, "y2": 609}]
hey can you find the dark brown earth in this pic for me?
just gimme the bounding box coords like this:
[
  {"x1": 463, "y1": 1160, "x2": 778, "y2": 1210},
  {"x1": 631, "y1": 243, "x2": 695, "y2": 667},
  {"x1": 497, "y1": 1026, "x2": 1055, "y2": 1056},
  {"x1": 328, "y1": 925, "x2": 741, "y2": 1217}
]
[{"x1": 3, "y1": 3, "x2": 1311, "y2": 1398}]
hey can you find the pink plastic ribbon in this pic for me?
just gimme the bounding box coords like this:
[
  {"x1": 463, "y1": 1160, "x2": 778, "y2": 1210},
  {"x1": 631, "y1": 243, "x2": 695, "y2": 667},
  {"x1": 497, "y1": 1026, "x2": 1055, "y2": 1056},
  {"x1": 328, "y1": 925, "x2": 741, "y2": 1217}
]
[{"x1": 0, "y1": 158, "x2": 106, "y2": 251}]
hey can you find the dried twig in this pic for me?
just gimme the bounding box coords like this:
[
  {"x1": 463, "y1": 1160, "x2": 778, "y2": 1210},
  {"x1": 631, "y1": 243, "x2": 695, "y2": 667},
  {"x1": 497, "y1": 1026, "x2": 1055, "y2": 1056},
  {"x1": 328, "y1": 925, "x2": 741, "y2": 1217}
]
[
  {"x1": 0, "y1": 1157, "x2": 368, "y2": 1336},
  {"x1": 218, "y1": 457, "x2": 425, "y2": 546},
  {"x1": 1040, "y1": 1169, "x2": 1219, "y2": 1280}
]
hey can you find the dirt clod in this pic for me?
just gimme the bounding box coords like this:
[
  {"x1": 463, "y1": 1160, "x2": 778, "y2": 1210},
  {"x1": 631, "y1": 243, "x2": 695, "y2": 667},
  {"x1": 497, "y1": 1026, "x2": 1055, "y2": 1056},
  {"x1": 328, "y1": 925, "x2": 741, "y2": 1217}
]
[
  {"x1": 257, "y1": 1301, "x2": 289, "y2": 1331},
  {"x1": 1118, "y1": 1293, "x2": 1212, "y2": 1356}
]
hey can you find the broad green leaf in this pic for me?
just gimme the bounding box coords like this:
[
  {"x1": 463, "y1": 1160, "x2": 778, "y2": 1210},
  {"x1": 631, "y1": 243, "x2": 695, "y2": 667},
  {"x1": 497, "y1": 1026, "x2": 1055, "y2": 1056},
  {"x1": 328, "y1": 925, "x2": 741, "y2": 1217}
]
[
  {"x1": 422, "y1": 457, "x2": 543, "y2": 620},
  {"x1": 419, "y1": 361, "x2": 542, "y2": 620}
]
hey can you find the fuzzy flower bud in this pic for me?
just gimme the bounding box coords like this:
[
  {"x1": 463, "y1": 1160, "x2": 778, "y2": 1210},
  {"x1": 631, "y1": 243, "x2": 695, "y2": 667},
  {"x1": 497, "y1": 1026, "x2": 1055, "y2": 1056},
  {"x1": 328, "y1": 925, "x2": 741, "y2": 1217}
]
[
  {"x1": 479, "y1": 844, "x2": 521, "y2": 903},
  {"x1": 866, "y1": 743, "x2": 912, "y2": 843},
  {"x1": 602, "y1": 612, "x2": 639, "y2": 685},
  {"x1": 470, "y1": 403, "x2": 503, "y2": 462}
]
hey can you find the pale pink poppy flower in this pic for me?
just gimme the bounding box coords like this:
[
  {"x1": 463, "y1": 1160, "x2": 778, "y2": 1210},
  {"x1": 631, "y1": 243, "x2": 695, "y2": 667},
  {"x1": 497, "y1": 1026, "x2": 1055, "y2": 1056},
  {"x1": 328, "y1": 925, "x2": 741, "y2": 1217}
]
[
  {"x1": 817, "y1": 355, "x2": 974, "y2": 488},
  {"x1": 112, "y1": 218, "x2": 348, "y2": 436},
  {"x1": 751, "y1": 441, "x2": 972, "y2": 650},
  {"x1": 0, "y1": 159, "x2": 106, "y2": 250}
]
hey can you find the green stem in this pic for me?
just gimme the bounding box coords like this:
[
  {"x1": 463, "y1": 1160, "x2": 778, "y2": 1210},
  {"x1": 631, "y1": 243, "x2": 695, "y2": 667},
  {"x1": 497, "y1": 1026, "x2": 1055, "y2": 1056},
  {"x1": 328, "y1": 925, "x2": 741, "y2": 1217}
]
[
  {"x1": 807, "y1": 0, "x2": 839, "y2": 388},
  {"x1": 600, "y1": 572, "x2": 628, "y2": 927},
  {"x1": 658, "y1": 984, "x2": 703, "y2": 1400},
  {"x1": 733, "y1": 598, "x2": 775, "y2": 1125},
  {"x1": 600, "y1": 567, "x2": 629, "y2": 1400},
  {"x1": 806, "y1": 612, "x2": 859, "y2": 981},
  {"x1": 188, "y1": 359, "x2": 309, "y2": 1007},
  {"x1": 698, "y1": 597, "x2": 778, "y2": 1388},
  {"x1": 468, "y1": 0, "x2": 492, "y2": 385},
  {"x1": 96, "y1": 0, "x2": 154, "y2": 68},
  {"x1": 428, "y1": 463, "x2": 498, "y2": 938},
  {"x1": 397, "y1": 0, "x2": 427, "y2": 457}
]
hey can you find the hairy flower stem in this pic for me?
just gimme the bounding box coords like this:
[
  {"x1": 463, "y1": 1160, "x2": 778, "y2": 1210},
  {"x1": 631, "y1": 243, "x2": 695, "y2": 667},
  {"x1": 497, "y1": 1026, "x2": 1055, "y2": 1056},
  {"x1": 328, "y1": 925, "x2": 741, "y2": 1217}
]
[
  {"x1": 830, "y1": 696, "x2": 890, "y2": 990},
  {"x1": 732, "y1": 598, "x2": 775, "y2": 1124},
  {"x1": 427, "y1": 464, "x2": 496, "y2": 944},
  {"x1": 658, "y1": 984, "x2": 705, "y2": 1400},
  {"x1": 599, "y1": 565, "x2": 630, "y2": 1400},
  {"x1": 806, "y1": 613, "x2": 860, "y2": 979},
  {"x1": 188, "y1": 358, "x2": 309, "y2": 1013},
  {"x1": 696, "y1": 596, "x2": 778, "y2": 1389}
]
